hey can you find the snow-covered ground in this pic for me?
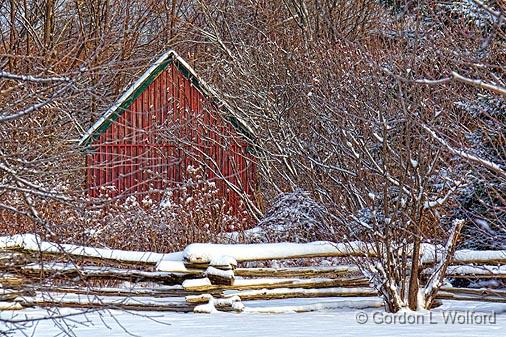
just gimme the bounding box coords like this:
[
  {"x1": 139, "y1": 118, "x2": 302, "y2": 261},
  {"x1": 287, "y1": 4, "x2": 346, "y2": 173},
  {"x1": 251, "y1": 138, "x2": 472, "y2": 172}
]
[{"x1": 2, "y1": 299, "x2": 505, "y2": 337}]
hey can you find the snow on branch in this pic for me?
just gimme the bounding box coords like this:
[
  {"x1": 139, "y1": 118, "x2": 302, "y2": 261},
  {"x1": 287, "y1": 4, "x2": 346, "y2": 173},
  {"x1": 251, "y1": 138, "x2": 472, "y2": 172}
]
[
  {"x1": 422, "y1": 124, "x2": 506, "y2": 179},
  {"x1": 451, "y1": 71, "x2": 506, "y2": 97},
  {"x1": 424, "y1": 182, "x2": 461, "y2": 209},
  {"x1": 423, "y1": 219, "x2": 465, "y2": 308},
  {"x1": 470, "y1": 0, "x2": 502, "y2": 18},
  {"x1": 382, "y1": 68, "x2": 506, "y2": 96},
  {"x1": 0, "y1": 71, "x2": 72, "y2": 83},
  {"x1": 382, "y1": 67, "x2": 452, "y2": 85},
  {"x1": 0, "y1": 83, "x2": 72, "y2": 122},
  {"x1": 0, "y1": 162, "x2": 73, "y2": 201}
]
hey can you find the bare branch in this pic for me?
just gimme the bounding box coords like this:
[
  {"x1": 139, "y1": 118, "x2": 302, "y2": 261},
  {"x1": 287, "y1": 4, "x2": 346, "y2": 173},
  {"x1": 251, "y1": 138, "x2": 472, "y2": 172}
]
[
  {"x1": 451, "y1": 71, "x2": 506, "y2": 96},
  {"x1": 0, "y1": 71, "x2": 71, "y2": 83},
  {"x1": 423, "y1": 219, "x2": 465, "y2": 308},
  {"x1": 0, "y1": 84, "x2": 72, "y2": 122},
  {"x1": 422, "y1": 124, "x2": 506, "y2": 179}
]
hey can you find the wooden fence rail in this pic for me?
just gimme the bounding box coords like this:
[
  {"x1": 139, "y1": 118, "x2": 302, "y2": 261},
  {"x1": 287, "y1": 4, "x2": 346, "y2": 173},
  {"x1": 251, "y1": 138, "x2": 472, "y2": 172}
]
[{"x1": 1, "y1": 234, "x2": 505, "y2": 313}]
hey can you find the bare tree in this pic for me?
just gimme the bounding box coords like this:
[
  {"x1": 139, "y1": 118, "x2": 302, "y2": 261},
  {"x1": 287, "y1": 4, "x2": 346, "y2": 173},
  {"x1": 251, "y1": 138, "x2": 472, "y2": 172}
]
[{"x1": 190, "y1": 0, "x2": 505, "y2": 311}]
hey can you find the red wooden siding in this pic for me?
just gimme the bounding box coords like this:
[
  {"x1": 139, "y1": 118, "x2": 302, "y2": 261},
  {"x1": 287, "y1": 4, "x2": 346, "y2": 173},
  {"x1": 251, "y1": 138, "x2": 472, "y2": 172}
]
[{"x1": 86, "y1": 63, "x2": 256, "y2": 216}]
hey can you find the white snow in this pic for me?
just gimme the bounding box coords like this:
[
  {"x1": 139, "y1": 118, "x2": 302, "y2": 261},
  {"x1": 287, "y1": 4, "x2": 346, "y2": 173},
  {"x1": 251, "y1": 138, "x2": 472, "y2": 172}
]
[
  {"x1": 445, "y1": 265, "x2": 506, "y2": 276},
  {"x1": 193, "y1": 295, "x2": 244, "y2": 313},
  {"x1": 452, "y1": 250, "x2": 506, "y2": 264},
  {"x1": 205, "y1": 267, "x2": 235, "y2": 280},
  {"x1": 0, "y1": 302, "x2": 22, "y2": 310},
  {"x1": 155, "y1": 260, "x2": 201, "y2": 273},
  {"x1": 242, "y1": 298, "x2": 383, "y2": 313},
  {"x1": 2, "y1": 300, "x2": 504, "y2": 336},
  {"x1": 222, "y1": 227, "x2": 265, "y2": 242},
  {"x1": 25, "y1": 292, "x2": 186, "y2": 306},
  {"x1": 4, "y1": 234, "x2": 503, "y2": 268},
  {"x1": 193, "y1": 301, "x2": 218, "y2": 314},
  {"x1": 182, "y1": 241, "x2": 373, "y2": 264},
  {"x1": 182, "y1": 278, "x2": 212, "y2": 289},
  {"x1": 419, "y1": 243, "x2": 506, "y2": 264},
  {"x1": 224, "y1": 287, "x2": 377, "y2": 299},
  {"x1": 209, "y1": 255, "x2": 237, "y2": 269},
  {"x1": 0, "y1": 234, "x2": 181, "y2": 264}
]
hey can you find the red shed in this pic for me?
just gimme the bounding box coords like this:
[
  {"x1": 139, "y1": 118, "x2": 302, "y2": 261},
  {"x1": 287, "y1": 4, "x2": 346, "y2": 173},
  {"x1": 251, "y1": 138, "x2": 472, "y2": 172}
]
[{"x1": 78, "y1": 50, "x2": 257, "y2": 216}]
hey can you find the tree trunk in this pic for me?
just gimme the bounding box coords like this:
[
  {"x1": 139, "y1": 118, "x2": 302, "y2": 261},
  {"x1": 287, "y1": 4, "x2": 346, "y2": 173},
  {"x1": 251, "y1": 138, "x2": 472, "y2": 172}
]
[
  {"x1": 407, "y1": 237, "x2": 421, "y2": 310},
  {"x1": 43, "y1": 0, "x2": 55, "y2": 49}
]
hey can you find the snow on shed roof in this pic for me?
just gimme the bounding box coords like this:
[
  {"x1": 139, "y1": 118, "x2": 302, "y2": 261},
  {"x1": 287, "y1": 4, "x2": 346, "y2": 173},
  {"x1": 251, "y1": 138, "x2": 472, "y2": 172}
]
[{"x1": 78, "y1": 49, "x2": 253, "y2": 148}]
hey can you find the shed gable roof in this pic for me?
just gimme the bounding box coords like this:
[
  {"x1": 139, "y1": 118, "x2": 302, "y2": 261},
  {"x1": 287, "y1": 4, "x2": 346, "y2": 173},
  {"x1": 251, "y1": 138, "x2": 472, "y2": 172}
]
[{"x1": 78, "y1": 50, "x2": 253, "y2": 148}]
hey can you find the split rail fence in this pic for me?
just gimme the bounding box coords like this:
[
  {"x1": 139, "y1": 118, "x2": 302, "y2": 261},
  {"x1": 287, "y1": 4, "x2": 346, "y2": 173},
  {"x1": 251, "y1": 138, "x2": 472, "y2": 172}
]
[{"x1": 1, "y1": 234, "x2": 505, "y2": 313}]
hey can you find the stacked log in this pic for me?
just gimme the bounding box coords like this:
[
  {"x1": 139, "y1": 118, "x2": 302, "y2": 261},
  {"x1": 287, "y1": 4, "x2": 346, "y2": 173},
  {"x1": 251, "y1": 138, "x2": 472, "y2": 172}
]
[{"x1": 0, "y1": 246, "x2": 201, "y2": 312}]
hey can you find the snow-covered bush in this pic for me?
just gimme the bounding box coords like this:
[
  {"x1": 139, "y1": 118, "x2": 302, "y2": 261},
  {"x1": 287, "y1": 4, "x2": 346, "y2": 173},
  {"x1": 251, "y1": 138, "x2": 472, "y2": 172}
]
[
  {"x1": 440, "y1": 0, "x2": 498, "y2": 28},
  {"x1": 453, "y1": 94, "x2": 506, "y2": 250},
  {"x1": 0, "y1": 166, "x2": 247, "y2": 252},
  {"x1": 257, "y1": 189, "x2": 332, "y2": 242},
  {"x1": 73, "y1": 166, "x2": 248, "y2": 251}
]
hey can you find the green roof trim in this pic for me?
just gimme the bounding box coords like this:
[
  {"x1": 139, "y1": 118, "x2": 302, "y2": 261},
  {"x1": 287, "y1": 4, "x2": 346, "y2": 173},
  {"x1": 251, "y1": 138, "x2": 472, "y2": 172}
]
[{"x1": 84, "y1": 58, "x2": 172, "y2": 148}]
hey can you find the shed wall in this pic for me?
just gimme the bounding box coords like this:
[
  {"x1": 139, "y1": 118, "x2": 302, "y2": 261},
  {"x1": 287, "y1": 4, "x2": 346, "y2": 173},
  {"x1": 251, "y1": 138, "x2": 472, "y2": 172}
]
[{"x1": 86, "y1": 63, "x2": 256, "y2": 215}]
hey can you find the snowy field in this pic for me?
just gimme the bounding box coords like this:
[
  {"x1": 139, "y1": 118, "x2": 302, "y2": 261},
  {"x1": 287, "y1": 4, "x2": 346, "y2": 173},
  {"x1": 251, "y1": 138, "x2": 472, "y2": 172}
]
[{"x1": 2, "y1": 298, "x2": 505, "y2": 337}]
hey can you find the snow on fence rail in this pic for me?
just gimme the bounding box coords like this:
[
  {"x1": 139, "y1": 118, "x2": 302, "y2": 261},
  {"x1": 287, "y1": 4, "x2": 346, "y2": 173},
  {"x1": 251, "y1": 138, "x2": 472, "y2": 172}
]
[
  {"x1": 1, "y1": 234, "x2": 505, "y2": 314},
  {"x1": 178, "y1": 241, "x2": 506, "y2": 266},
  {"x1": 0, "y1": 234, "x2": 182, "y2": 264},
  {"x1": 2, "y1": 234, "x2": 505, "y2": 267},
  {"x1": 180, "y1": 241, "x2": 374, "y2": 264}
]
